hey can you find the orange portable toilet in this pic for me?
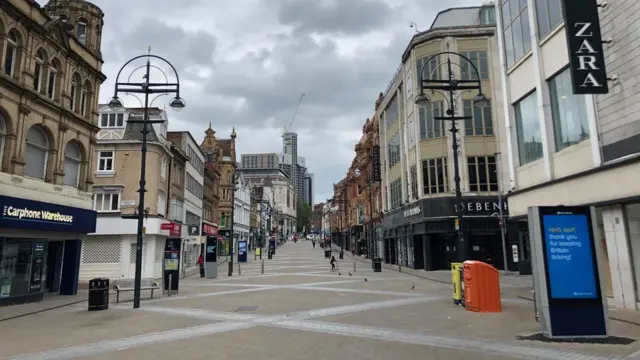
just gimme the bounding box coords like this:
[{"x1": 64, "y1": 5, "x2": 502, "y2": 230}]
[{"x1": 463, "y1": 260, "x2": 501, "y2": 313}]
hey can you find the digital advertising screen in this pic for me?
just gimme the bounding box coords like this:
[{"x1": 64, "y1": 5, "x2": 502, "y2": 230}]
[
  {"x1": 542, "y1": 214, "x2": 598, "y2": 299},
  {"x1": 239, "y1": 241, "x2": 247, "y2": 252}
]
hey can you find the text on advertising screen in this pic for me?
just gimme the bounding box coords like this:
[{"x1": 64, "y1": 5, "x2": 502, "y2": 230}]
[{"x1": 542, "y1": 214, "x2": 598, "y2": 299}]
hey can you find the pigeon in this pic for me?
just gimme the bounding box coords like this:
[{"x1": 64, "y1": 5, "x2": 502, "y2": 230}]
[
  {"x1": 348, "y1": 272, "x2": 352, "y2": 276},
  {"x1": 412, "y1": 284, "x2": 415, "y2": 291},
  {"x1": 364, "y1": 278, "x2": 368, "y2": 282},
  {"x1": 338, "y1": 272, "x2": 341, "y2": 276}
]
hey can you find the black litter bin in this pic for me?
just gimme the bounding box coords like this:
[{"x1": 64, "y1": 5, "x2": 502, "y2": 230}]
[
  {"x1": 88, "y1": 278, "x2": 109, "y2": 311},
  {"x1": 372, "y1": 257, "x2": 382, "y2": 272},
  {"x1": 324, "y1": 249, "x2": 331, "y2": 259},
  {"x1": 339, "y1": 250, "x2": 344, "y2": 259}
]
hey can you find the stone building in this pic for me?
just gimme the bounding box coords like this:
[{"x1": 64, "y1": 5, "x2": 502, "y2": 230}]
[{"x1": 0, "y1": 0, "x2": 106, "y2": 305}]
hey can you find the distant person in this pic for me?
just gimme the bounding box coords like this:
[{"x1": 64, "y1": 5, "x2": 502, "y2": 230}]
[
  {"x1": 197, "y1": 254, "x2": 205, "y2": 277},
  {"x1": 312, "y1": 240, "x2": 316, "y2": 249}
]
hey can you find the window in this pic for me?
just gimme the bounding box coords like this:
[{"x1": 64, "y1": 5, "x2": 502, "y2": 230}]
[
  {"x1": 416, "y1": 55, "x2": 440, "y2": 82},
  {"x1": 24, "y1": 126, "x2": 49, "y2": 180},
  {"x1": 63, "y1": 142, "x2": 82, "y2": 187},
  {"x1": 481, "y1": 6, "x2": 496, "y2": 25},
  {"x1": 385, "y1": 95, "x2": 399, "y2": 123},
  {"x1": 422, "y1": 158, "x2": 449, "y2": 194},
  {"x1": 187, "y1": 146, "x2": 204, "y2": 175},
  {"x1": 463, "y1": 100, "x2": 493, "y2": 135},
  {"x1": 33, "y1": 50, "x2": 44, "y2": 91},
  {"x1": 405, "y1": 69, "x2": 413, "y2": 100},
  {"x1": 357, "y1": 184, "x2": 362, "y2": 196},
  {"x1": 535, "y1": 0, "x2": 563, "y2": 39},
  {"x1": 186, "y1": 173, "x2": 204, "y2": 199},
  {"x1": 387, "y1": 133, "x2": 401, "y2": 167},
  {"x1": 170, "y1": 198, "x2": 184, "y2": 222},
  {"x1": 0, "y1": 114, "x2": 5, "y2": 168},
  {"x1": 100, "y1": 113, "x2": 124, "y2": 128},
  {"x1": 93, "y1": 193, "x2": 120, "y2": 212},
  {"x1": 410, "y1": 165, "x2": 418, "y2": 199},
  {"x1": 460, "y1": 51, "x2": 489, "y2": 80},
  {"x1": 419, "y1": 101, "x2": 444, "y2": 140},
  {"x1": 501, "y1": 0, "x2": 531, "y2": 68},
  {"x1": 172, "y1": 163, "x2": 183, "y2": 186},
  {"x1": 97, "y1": 151, "x2": 114, "y2": 172},
  {"x1": 514, "y1": 92, "x2": 543, "y2": 165},
  {"x1": 157, "y1": 192, "x2": 166, "y2": 217},
  {"x1": 76, "y1": 19, "x2": 87, "y2": 45},
  {"x1": 549, "y1": 68, "x2": 590, "y2": 152},
  {"x1": 468, "y1": 156, "x2": 499, "y2": 192},
  {"x1": 389, "y1": 178, "x2": 402, "y2": 210},
  {"x1": 161, "y1": 157, "x2": 167, "y2": 180},
  {"x1": 80, "y1": 83, "x2": 88, "y2": 117},
  {"x1": 48, "y1": 60, "x2": 58, "y2": 100},
  {"x1": 4, "y1": 30, "x2": 18, "y2": 77},
  {"x1": 70, "y1": 75, "x2": 79, "y2": 112}
]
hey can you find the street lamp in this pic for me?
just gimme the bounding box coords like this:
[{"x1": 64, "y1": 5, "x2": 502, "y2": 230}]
[
  {"x1": 228, "y1": 172, "x2": 240, "y2": 276},
  {"x1": 415, "y1": 51, "x2": 488, "y2": 263},
  {"x1": 111, "y1": 51, "x2": 185, "y2": 309}
]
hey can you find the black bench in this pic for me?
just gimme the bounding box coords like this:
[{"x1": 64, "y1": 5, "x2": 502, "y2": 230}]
[{"x1": 113, "y1": 278, "x2": 160, "y2": 303}]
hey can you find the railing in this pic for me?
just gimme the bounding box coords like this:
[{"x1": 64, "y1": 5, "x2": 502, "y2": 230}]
[{"x1": 383, "y1": 63, "x2": 403, "y2": 98}]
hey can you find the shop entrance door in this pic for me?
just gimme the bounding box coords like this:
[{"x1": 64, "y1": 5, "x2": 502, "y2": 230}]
[{"x1": 46, "y1": 241, "x2": 64, "y2": 293}]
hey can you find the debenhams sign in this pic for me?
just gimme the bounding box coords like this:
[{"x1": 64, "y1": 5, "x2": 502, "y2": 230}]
[
  {"x1": 3, "y1": 206, "x2": 74, "y2": 223},
  {"x1": 562, "y1": 0, "x2": 609, "y2": 94}
]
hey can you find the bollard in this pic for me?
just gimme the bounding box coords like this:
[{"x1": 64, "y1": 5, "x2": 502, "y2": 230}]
[
  {"x1": 261, "y1": 259, "x2": 265, "y2": 274},
  {"x1": 353, "y1": 258, "x2": 356, "y2": 272},
  {"x1": 168, "y1": 274, "x2": 172, "y2": 297},
  {"x1": 238, "y1": 263, "x2": 242, "y2": 275},
  {"x1": 399, "y1": 263, "x2": 402, "y2": 273}
]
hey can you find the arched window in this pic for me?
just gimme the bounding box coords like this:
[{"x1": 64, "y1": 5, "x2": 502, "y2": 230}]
[
  {"x1": 81, "y1": 80, "x2": 90, "y2": 117},
  {"x1": 33, "y1": 50, "x2": 44, "y2": 91},
  {"x1": 0, "y1": 113, "x2": 6, "y2": 169},
  {"x1": 76, "y1": 18, "x2": 88, "y2": 45},
  {"x1": 24, "y1": 126, "x2": 49, "y2": 180},
  {"x1": 4, "y1": 30, "x2": 18, "y2": 77},
  {"x1": 48, "y1": 58, "x2": 59, "y2": 100},
  {"x1": 63, "y1": 142, "x2": 82, "y2": 187},
  {"x1": 70, "y1": 73, "x2": 80, "y2": 112}
]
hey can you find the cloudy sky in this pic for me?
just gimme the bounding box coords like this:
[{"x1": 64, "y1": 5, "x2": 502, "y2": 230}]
[{"x1": 40, "y1": 0, "x2": 485, "y2": 203}]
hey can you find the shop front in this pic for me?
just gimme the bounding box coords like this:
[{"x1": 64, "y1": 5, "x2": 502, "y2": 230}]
[
  {"x1": 0, "y1": 195, "x2": 97, "y2": 306},
  {"x1": 382, "y1": 196, "x2": 513, "y2": 271}
]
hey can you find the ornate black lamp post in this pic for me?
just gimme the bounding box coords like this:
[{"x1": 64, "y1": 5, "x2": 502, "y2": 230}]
[
  {"x1": 228, "y1": 172, "x2": 240, "y2": 276},
  {"x1": 109, "y1": 51, "x2": 186, "y2": 309},
  {"x1": 414, "y1": 52, "x2": 488, "y2": 263}
]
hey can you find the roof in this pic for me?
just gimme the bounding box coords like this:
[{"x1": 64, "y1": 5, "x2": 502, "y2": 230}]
[
  {"x1": 123, "y1": 118, "x2": 159, "y2": 142},
  {"x1": 400, "y1": 5, "x2": 495, "y2": 63}
]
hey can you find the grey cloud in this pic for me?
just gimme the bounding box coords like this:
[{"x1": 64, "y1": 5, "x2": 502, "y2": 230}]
[
  {"x1": 105, "y1": 18, "x2": 216, "y2": 72},
  {"x1": 277, "y1": 0, "x2": 392, "y2": 35}
]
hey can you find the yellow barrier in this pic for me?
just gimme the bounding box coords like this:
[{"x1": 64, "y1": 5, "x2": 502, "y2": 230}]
[
  {"x1": 256, "y1": 248, "x2": 261, "y2": 256},
  {"x1": 451, "y1": 262, "x2": 463, "y2": 305}
]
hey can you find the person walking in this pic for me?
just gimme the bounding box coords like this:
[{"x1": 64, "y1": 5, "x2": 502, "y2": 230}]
[
  {"x1": 330, "y1": 255, "x2": 337, "y2": 271},
  {"x1": 197, "y1": 254, "x2": 205, "y2": 277},
  {"x1": 312, "y1": 240, "x2": 316, "y2": 249}
]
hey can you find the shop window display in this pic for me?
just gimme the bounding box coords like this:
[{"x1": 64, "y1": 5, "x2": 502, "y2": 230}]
[{"x1": 0, "y1": 239, "x2": 46, "y2": 298}]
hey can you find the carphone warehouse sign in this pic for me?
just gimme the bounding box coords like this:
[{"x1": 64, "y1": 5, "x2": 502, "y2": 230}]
[{"x1": 528, "y1": 206, "x2": 607, "y2": 339}]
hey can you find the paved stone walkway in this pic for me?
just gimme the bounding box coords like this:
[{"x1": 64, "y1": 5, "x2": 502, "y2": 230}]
[{"x1": 0, "y1": 241, "x2": 638, "y2": 359}]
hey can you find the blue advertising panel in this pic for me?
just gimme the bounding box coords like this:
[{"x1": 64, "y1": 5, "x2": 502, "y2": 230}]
[
  {"x1": 531, "y1": 206, "x2": 607, "y2": 339},
  {"x1": 238, "y1": 240, "x2": 247, "y2": 262},
  {"x1": 0, "y1": 195, "x2": 97, "y2": 233},
  {"x1": 542, "y1": 214, "x2": 597, "y2": 299}
]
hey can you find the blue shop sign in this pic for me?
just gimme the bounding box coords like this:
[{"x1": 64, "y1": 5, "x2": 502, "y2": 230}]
[{"x1": 0, "y1": 195, "x2": 97, "y2": 233}]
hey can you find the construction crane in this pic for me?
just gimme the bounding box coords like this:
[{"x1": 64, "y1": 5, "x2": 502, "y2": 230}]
[{"x1": 283, "y1": 93, "x2": 305, "y2": 138}]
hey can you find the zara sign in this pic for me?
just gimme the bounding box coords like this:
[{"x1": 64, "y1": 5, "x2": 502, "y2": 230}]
[{"x1": 562, "y1": 0, "x2": 609, "y2": 94}]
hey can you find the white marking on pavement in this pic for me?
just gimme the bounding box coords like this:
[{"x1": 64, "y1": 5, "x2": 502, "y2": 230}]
[
  {"x1": 272, "y1": 320, "x2": 612, "y2": 360},
  {"x1": 2, "y1": 322, "x2": 253, "y2": 360}
]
